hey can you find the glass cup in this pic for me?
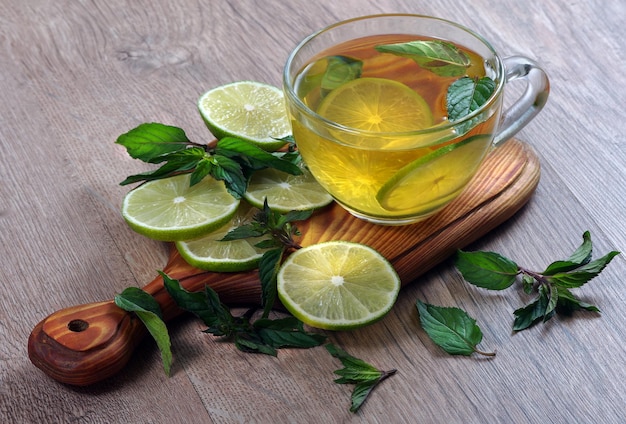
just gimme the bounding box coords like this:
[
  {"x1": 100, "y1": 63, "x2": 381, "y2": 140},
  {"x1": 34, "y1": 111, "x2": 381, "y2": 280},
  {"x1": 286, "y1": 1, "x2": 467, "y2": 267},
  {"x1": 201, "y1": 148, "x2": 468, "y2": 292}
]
[{"x1": 283, "y1": 14, "x2": 549, "y2": 225}]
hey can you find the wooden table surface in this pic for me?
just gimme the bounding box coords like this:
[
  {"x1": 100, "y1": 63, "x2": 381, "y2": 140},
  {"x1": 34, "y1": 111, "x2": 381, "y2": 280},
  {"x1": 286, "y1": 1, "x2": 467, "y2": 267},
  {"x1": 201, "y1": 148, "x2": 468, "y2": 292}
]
[{"x1": 2, "y1": 0, "x2": 625, "y2": 422}]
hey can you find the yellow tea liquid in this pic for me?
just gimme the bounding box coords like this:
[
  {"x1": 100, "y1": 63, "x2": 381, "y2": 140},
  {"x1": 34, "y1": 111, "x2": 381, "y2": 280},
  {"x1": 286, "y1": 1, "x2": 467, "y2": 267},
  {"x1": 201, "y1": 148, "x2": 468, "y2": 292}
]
[{"x1": 290, "y1": 34, "x2": 500, "y2": 222}]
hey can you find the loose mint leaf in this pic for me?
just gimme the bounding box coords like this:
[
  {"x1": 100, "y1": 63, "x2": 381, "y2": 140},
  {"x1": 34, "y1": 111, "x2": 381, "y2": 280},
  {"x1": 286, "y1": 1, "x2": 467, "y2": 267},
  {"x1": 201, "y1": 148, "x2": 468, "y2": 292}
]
[
  {"x1": 119, "y1": 147, "x2": 205, "y2": 185},
  {"x1": 114, "y1": 287, "x2": 172, "y2": 375},
  {"x1": 455, "y1": 250, "x2": 519, "y2": 290},
  {"x1": 215, "y1": 137, "x2": 302, "y2": 175},
  {"x1": 326, "y1": 344, "x2": 396, "y2": 413},
  {"x1": 116, "y1": 123, "x2": 193, "y2": 163},
  {"x1": 321, "y1": 56, "x2": 363, "y2": 92},
  {"x1": 416, "y1": 300, "x2": 494, "y2": 356},
  {"x1": 548, "y1": 251, "x2": 619, "y2": 288},
  {"x1": 447, "y1": 76, "x2": 496, "y2": 122},
  {"x1": 543, "y1": 231, "x2": 593, "y2": 275},
  {"x1": 375, "y1": 40, "x2": 470, "y2": 77},
  {"x1": 258, "y1": 248, "x2": 284, "y2": 318},
  {"x1": 513, "y1": 285, "x2": 554, "y2": 331},
  {"x1": 253, "y1": 317, "x2": 326, "y2": 349}
]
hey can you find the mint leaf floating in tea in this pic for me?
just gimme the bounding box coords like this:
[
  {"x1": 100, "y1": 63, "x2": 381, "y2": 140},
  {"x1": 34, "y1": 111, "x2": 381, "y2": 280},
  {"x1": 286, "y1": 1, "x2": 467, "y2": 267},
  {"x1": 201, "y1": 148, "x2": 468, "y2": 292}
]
[
  {"x1": 375, "y1": 40, "x2": 470, "y2": 77},
  {"x1": 447, "y1": 76, "x2": 496, "y2": 121},
  {"x1": 117, "y1": 122, "x2": 301, "y2": 198},
  {"x1": 416, "y1": 300, "x2": 495, "y2": 357},
  {"x1": 162, "y1": 272, "x2": 325, "y2": 356},
  {"x1": 446, "y1": 76, "x2": 496, "y2": 135},
  {"x1": 297, "y1": 56, "x2": 363, "y2": 99},
  {"x1": 326, "y1": 344, "x2": 397, "y2": 413},
  {"x1": 321, "y1": 56, "x2": 363, "y2": 93},
  {"x1": 455, "y1": 231, "x2": 620, "y2": 331},
  {"x1": 114, "y1": 287, "x2": 172, "y2": 375}
]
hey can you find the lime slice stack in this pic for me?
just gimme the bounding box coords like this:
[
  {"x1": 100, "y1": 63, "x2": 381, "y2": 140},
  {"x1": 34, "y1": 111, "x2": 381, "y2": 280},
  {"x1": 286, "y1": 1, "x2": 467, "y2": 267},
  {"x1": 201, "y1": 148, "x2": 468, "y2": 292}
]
[
  {"x1": 277, "y1": 241, "x2": 401, "y2": 330},
  {"x1": 198, "y1": 81, "x2": 292, "y2": 151}
]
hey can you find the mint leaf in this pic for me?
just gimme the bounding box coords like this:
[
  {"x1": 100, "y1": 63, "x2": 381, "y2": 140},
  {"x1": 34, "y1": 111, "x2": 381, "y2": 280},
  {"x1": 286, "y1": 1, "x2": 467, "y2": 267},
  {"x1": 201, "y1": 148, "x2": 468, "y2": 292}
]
[
  {"x1": 455, "y1": 250, "x2": 519, "y2": 290},
  {"x1": 258, "y1": 248, "x2": 284, "y2": 318},
  {"x1": 215, "y1": 137, "x2": 302, "y2": 176},
  {"x1": 253, "y1": 317, "x2": 326, "y2": 349},
  {"x1": 116, "y1": 122, "x2": 193, "y2": 163},
  {"x1": 321, "y1": 56, "x2": 363, "y2": 92},
  {"x1": 326, "y1": 344, "x2": 396, "y2": 413},
  {"x1": 557, "y1": 288, "x2": 600, "y2": 314},
  {"x1": 210, "y1": 154, "x2": 248, "y2": 197},
  {"x1": 548, "y1": 251, "x2": 620, "y2": 288},
  {"x1": 447, "y1": 76, "x2": 496, "y2": 122},
  {"x1": 513, "y1": 285, "x2": 553, "y2": 331},
  {"x1": 543, "y1": 231, "x2": 593, "y2": 275},
  {"x1": 114, "y1": 287, "x2": 172, "y2": 376},
  {"x1": 416, "y1": 300, "x2": 494, "y2": 356},
  {"x1": 119, "y1": 147, "x2": 205, "y2": 185},
  {"x1": 375, "y1": 40, "x2": 470, "y2": 77}
]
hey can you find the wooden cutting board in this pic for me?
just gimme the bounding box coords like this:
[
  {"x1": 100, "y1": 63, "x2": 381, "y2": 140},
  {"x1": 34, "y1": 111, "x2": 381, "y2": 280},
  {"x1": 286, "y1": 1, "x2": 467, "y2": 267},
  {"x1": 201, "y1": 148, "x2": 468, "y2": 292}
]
[{"x1": 28, "y1": 138, "x2": 540, "y2": 386}]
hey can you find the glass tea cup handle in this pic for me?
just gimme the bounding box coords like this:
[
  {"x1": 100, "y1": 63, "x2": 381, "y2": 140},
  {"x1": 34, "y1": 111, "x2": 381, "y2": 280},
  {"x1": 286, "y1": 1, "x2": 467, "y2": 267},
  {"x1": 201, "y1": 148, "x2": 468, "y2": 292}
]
[{"x1": 493, "y1": 56, "x2": 550, "y2": 147}]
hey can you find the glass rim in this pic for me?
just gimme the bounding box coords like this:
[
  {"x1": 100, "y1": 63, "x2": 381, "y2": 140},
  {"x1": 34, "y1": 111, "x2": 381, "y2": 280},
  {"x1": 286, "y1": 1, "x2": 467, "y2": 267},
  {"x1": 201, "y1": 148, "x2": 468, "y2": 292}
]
[{"x1": 282, "y1": 13, "x2": 506, "y2": 138}]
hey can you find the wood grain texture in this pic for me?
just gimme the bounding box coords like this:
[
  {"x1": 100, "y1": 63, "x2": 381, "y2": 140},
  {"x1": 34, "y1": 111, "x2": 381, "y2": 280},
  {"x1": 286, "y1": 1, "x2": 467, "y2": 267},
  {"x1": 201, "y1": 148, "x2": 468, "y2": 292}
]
[{"x1": 2, "y1": 0, "x2": 625, "y2": 422}]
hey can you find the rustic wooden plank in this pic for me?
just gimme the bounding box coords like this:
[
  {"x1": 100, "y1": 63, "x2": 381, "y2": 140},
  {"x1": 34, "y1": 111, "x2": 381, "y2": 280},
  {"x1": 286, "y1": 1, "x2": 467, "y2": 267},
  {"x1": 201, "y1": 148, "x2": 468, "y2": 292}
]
[{"x1": 1, "y1": 0, "x2": 625, "y2": 422}]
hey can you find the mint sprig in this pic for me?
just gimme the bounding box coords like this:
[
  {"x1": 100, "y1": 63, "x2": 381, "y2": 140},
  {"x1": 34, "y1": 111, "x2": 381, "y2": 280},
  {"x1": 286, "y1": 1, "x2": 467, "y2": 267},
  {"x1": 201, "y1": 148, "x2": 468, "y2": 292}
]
[
  {"x1": 221, "y1": 199, "x2": 312, "y2": 318},
  {"x1": 116, "y1": 122, "x2": 302, "y2": 198},
  {"x1": 162, "y1": 272, "x2": 326, "y2": 356},
  {"x1": 326, "y1": 344, "x2": 397, "y2": 413},
  {"x1": 455, "y1": 231, "x2": 619, "y2": 331}
]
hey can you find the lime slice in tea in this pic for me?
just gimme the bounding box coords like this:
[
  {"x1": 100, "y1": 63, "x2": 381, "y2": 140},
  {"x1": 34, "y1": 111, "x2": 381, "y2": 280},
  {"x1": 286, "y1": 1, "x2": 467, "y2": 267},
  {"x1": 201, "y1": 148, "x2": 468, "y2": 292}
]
[
  {"x1": 376, "y1": 135, "x2": 490, "y2": 212},
  {"x1": 277, "y1": 241, "x2": 401, "y2": 330},
  {"x1": 243, "y1": 167, "x2": 333, "y2": 213},
  {"x1": 175, "y1": 203, "x2": 271, "y2": 272},
  {"x1": 121, "y1": 174, "x2": 239, "y2": 241},
  {"x1": 316, "y1": 77, "x2": 433, "y2": 133},
  {"x1": 198, "y1": 81, "x2": 291, "y2": 151}
]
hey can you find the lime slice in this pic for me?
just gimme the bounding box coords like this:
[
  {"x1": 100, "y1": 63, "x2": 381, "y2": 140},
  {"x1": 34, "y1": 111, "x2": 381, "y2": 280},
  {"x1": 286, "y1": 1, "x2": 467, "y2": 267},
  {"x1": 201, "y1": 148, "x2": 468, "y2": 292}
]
[
  {"x1": 317, "y1": 77, "x2": 433, "y2": 133},
  {"x1": 376, "y1": 135, "x2": 491, "y2": 211},
  {"x1": 198, "y1": 81, "x2": 291, "y2": 151},
  {"x1": 277, "y1": 241, "x2": 401, "y2": 330},
  {"x1": 121, "y1": 174, "x2": 239, "y2": 241},
  {"x1": 243, "y1": 166, "x2": 333, "y2": 213},
  {"x1": 175, "y1": 203, "x2": 270, "y2": 272}
]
